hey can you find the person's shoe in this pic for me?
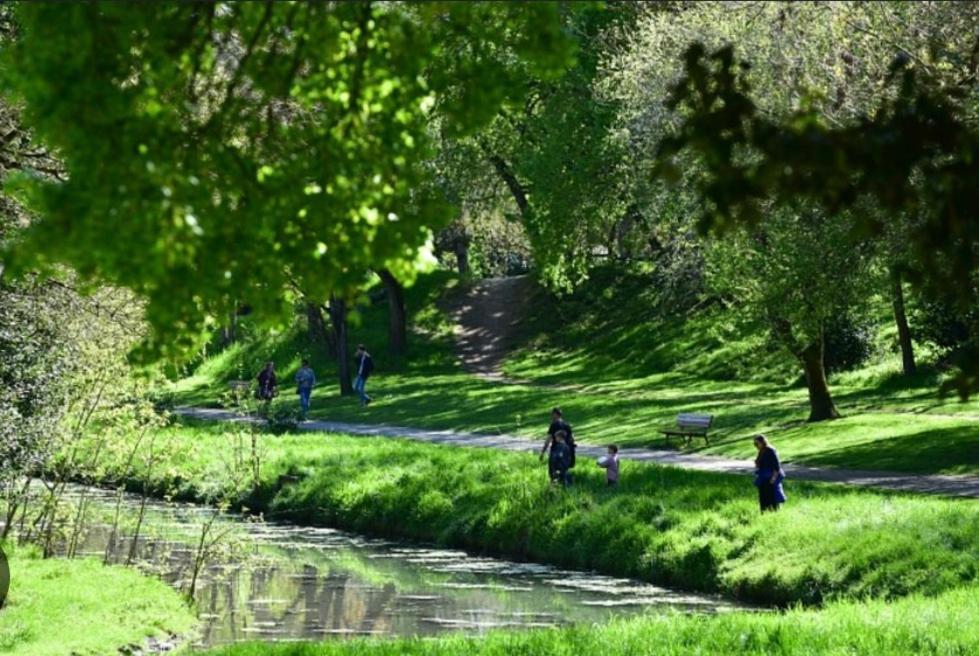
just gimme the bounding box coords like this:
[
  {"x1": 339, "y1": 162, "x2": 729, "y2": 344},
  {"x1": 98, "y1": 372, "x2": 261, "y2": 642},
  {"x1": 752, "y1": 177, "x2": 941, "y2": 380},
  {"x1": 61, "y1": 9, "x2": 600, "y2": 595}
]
[{"x1": 365, "y1": 397, "x2": 372, "y2": 406}]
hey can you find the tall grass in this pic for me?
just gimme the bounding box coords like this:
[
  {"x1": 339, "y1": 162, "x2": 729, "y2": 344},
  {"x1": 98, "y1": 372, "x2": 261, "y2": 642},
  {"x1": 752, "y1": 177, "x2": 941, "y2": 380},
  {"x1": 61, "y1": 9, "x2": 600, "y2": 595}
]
[{"x1": 0, "y1": 542, "x2": 196, "y2": 656}]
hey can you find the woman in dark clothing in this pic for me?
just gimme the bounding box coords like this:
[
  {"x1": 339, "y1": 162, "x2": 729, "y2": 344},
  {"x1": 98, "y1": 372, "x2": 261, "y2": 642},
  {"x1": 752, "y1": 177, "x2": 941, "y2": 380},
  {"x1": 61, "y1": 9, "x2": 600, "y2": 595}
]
[
  {"x1": 753, "y1": 434, "x2": 786, "y2": 512},
  {"x1": 256, "y1": 361, "x2": 277, "y2": 401}
]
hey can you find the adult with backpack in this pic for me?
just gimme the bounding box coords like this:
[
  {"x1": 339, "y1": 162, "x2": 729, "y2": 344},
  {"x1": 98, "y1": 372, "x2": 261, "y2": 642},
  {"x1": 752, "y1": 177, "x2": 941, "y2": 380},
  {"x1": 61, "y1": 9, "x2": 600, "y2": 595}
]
[
  {"x1": 353, "y1": 344, "x2": 374, "y2": 407},
  {"x1": 539, "y1": 407, "x2": 576, "y2": 482},
  {"x1": 256, "y1": 361, "x2": 277, "y2": 401}
]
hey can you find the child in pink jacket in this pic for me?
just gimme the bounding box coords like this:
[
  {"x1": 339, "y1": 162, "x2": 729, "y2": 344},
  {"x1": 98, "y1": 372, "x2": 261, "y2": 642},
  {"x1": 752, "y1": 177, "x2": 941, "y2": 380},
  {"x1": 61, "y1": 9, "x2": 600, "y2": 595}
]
[{"x1": 599, "y1": 444, "x2": 619, "y2": 487}]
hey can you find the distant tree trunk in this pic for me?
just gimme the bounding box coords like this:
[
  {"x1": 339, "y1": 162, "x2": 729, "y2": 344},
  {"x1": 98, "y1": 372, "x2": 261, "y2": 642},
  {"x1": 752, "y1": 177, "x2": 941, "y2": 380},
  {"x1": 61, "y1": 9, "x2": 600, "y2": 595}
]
[
  {"x1": 376, "y1": 268, "x2": 407, "y2": 356},
  {"x1": 305, "y1": 301, "x2": 335, "y2": 358},
  {"x1": 799, "y1": 337, "x2": 840, "y2": 422},
  {"x1": 220, "y1": 310, "x2": 237, "y2": 346},
  {"x1": 326, "y1": 295, "x2": 353, "y2": 395},
  {"x1": 454, "y1": 240, "x2": 470, "y2": 277},
  {"x1": 891, "y1": 269, "x2": 917, "y2": 376},
  {"x1": 485, "y1": 151, "x2": 530, "y2": 219},
  {"x1": 772, "y1": 315, "x2": 840, "y2": 422}
]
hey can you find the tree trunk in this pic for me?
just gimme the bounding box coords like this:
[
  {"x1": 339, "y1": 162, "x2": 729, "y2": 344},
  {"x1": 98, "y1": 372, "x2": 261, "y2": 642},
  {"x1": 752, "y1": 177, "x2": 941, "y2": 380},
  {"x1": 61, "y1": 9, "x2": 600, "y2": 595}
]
[
  {"x1": 799, "y1": 337, "x2": 840, "y2": 422},
  {"x1": 486, "y1": 152, "x2": 530, "y2": 219},
  {"x1": 305, "y1": 301, "x2": 335, "y2": 358},
  {"x1": 220, "y1": 310, "x2": 237, "y2": 347},
  {"x1": 376, "y1": 268, "x2": 407, "y2": 356},
  {"x1": 326, "y1": 295, "x2": 353, "y2": 395},
  {"x1": 454, "y1": 241, "x2": 470, "y2": 277},
  {"x1": 891, "y1": 270, "x2": 917, "y2": 376}
]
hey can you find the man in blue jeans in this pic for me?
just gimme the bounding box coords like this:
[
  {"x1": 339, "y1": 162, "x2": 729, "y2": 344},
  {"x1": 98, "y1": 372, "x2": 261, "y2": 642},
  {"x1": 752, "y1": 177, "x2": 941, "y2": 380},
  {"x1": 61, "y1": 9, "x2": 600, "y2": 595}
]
[
  {"x1": 353, "y1": 344, "x2": 374, "y2": 407},
  {"x1": 295, "y1": 359, "x2": 316, "y2": 420}
]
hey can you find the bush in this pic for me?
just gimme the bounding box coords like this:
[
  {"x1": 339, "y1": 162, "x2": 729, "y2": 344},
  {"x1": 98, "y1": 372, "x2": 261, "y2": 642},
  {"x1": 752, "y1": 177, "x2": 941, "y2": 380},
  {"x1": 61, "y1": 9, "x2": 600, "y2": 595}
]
[
  {"x1": 913, "y1": 296, "x2": 976, "y2": 354},
  {"x1": 824, "y1": 315, "x2": 874, "y2": 373}
]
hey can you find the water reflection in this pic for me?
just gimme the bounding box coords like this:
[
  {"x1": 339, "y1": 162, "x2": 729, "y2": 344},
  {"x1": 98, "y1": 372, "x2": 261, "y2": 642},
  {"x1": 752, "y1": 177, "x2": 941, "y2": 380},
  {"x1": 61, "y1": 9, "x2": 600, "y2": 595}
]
[{"x1": 50, "y1": 486, "x2": 740, "y2": 648}]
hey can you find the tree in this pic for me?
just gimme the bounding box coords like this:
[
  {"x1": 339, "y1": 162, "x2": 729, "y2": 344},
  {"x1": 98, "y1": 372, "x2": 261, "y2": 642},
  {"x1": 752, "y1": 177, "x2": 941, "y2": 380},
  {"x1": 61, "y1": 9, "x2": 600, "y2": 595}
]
[
  {"x1": 326, "y1": 295, "x2": 353, "y2": 396},
  {"x1": 376, "y1": 268, "x2": 407, "y2": 356},
  {"x1": 660, "y1": 36, "x2": 979, "y2": 396},
  {"x1": 707, "y1": 207, "x2": 876, "y2": 421},
  {"x1": 0, "y1": 2, "x2": 575, "y2": 361}
]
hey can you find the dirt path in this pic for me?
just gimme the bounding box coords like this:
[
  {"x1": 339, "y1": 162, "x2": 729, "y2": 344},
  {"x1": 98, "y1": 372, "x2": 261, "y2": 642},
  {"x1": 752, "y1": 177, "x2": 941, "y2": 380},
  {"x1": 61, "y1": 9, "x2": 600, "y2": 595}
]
[
  {"x1": 177, "y1": 407, "x2": 979, "y2": 499},
  {"x1": 451, "y1": 275, "x2": 534, "y2": 381}
]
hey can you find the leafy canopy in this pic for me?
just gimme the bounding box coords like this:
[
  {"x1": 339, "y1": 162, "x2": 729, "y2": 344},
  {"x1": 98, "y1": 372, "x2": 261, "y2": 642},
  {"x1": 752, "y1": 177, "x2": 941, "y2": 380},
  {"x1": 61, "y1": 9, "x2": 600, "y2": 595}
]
[
  {"x1": 659, "y1": 43, "x2": 979, "y2": 396},
  {"x1": 1, "y1": 2, "x2": 574, "y2": 360}
]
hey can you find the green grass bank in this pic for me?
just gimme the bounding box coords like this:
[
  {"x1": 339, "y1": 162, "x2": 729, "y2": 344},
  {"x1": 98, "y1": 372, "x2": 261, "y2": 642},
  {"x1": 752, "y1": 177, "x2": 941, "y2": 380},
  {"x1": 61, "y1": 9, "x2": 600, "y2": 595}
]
[
  {"x1": 74, "y1": 421, "x2": 979, "y2": 608},
  {"x1": 162, "y1": 269, "x2": 979, "y2": 477},
  {"x1": 0, "y1": 543, "x2": 196, "y2": 656},
  {"x1": 201, "y1": 583, "x2": 979, "y2": 656}
]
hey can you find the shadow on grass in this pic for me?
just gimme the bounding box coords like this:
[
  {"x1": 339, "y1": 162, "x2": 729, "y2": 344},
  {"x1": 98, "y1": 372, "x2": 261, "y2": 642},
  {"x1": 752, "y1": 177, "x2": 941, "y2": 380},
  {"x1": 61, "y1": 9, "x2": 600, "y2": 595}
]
[{"x1": 796, "y1": 423, "x2": 979, "y2": 474}]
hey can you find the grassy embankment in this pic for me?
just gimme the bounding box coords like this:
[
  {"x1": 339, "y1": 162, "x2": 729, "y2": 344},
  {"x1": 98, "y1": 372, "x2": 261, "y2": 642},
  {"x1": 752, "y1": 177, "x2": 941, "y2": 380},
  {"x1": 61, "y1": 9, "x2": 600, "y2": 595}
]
[
  {"x1": 70, "y1": 420, "x2": 979, "y2": 655},
  {"x1": 164, "y1": 268, "x2": 979, "y2": 476},
  {"x1": 0, "y1": 542, "x2": 196, "y2": 656},
  {"x1": 78, "y1": 421, "x2": 979, "y2": 608}
]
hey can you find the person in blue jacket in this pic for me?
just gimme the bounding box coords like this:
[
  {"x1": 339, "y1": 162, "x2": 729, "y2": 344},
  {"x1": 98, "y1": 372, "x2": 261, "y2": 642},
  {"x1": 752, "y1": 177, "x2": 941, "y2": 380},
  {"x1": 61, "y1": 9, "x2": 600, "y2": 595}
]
[
  {"x1": 353, "y1": 344, "x2": 374, "y2": 407},
  {"x1": 753, "y1": 434, "x2": 786, "y2": 512}
]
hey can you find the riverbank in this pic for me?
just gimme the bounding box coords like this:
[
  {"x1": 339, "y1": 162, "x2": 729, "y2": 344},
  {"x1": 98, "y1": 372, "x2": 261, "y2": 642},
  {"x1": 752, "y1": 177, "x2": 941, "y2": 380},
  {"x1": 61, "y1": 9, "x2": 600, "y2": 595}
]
[
  {"x1": 0, "y1": 543, "x2": 196, "y2": 656},
  {"x1": 202, "y1": 582, "x2": 979, "y2": 656},
  {"x1": 73, "y1": 420, "x2": 979, "y2": 608}
]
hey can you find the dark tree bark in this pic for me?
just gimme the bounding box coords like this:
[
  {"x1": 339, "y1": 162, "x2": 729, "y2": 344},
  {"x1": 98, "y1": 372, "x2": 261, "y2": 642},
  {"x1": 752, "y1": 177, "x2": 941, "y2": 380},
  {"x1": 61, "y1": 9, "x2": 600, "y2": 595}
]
[
  {"x1": 799, "y1": 338, "x2": 841, "y2": 422},
  {"x1": 220, "y1": 311, "x2": 237, "y2": 347},
  {"x1": 772, "y1": 316, "x2": 840, "y2": 422},
  {"x1": 891, "y1": 269, "x2": 917, "y2": 376},
  {"x1": 454, "y1": 240, "x2": 470, "y2": 277},
  {"x1": 486, "y1": 152, "x2": 530, "y2": 218},
  {"x1": 326, "y1": 295, "x2": 353, "y2": 395},
  {"x1": 305, "y1": 300, "x2": 335, "y2": 358},
  {"x1": 376, "y1": 268, "x2": 407, "y2": 356}
]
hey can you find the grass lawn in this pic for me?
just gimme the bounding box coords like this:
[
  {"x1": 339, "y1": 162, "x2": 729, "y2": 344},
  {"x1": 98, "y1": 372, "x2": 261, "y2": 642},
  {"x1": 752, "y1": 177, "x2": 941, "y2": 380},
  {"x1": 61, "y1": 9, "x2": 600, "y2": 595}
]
[
  {"x1": 163, "y1": 269, "x2": 979, "y2": 476},
  {"x1": 0, "y1": 543, "x2": 196, "y2": 656},
  {"x1": 201, "y1": 583, "x2": 979, "y2": 656},
  {"x1": 74, "y1": 421, "x2": 979, "y2": 608}
]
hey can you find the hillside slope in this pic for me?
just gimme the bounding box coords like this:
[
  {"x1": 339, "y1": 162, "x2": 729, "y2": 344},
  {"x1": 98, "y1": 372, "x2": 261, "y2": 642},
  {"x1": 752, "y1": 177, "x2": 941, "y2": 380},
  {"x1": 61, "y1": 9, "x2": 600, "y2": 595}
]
[{"x1": 162, "y1": 267, "x2": 979, "y2": 475}]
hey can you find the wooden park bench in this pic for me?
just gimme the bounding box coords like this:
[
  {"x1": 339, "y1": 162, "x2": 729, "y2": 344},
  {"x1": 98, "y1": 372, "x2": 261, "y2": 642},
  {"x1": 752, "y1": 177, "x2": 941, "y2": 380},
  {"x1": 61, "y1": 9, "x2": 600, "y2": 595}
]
[{"x1": 661, "y1": 413, "x2": 714, "y2": 446}]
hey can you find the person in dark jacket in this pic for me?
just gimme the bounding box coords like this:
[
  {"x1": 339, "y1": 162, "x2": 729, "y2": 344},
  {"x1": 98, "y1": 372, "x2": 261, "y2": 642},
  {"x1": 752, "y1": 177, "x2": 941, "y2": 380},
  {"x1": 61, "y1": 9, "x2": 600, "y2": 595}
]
[
  {"x1": 353, "y1": 344, "x2": 374, "y2": 407},
  {"x1": 753, "y1": 434, "x2": 786, "y2": 512},
  {"x1": 256, "y1": 362, "x2": 277, "y2": 401},
  {"x1": 548, "y1": 431, "x2": 572, "y2": 487},
  {"x1": 539, "y1": 407, "x2": 576, "y2": 471}
]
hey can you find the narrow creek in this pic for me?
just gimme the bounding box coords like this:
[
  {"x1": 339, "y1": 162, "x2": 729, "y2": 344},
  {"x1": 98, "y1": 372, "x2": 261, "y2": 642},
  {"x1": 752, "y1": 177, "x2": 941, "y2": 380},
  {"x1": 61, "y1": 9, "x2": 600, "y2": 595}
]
[{"x1": 48, "y1": 485, "x2": 742, "y2": 649}]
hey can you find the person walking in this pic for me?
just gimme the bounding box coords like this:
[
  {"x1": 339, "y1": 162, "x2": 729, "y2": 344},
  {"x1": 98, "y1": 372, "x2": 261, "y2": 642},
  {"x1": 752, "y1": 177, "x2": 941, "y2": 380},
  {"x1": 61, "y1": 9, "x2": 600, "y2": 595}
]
[
  {"x1": 539, "y1": 407, "x2": 576, "y2": 475},
  {"x1": 295, "y1": 359, "x2": 316, "y2": 420},
  {"x1": 548, "y1": 431, "x2": 572, "y2": 487},
  {"x1": 753, "y1": 434, "x2": 786, "y2": 512},
  {"x1": 256, "y1": 361, "x2": 277, "y2": 401},
  {"x1": 353, "y1": 344, "x2": 374, "y2": 407},
  {"x1": 598, "y1": 444, "x2": 620, "y2": 487}
]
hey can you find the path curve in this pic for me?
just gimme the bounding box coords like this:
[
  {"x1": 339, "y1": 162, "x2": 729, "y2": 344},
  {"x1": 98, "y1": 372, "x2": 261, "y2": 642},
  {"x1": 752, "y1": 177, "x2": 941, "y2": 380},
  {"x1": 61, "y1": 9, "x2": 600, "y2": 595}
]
[
  {"x1": 177, "y1": 407, "x2": 979, "y2": 499},
  {"x1": 451, "y1": 276, "x2": 533, "y2": 381}
]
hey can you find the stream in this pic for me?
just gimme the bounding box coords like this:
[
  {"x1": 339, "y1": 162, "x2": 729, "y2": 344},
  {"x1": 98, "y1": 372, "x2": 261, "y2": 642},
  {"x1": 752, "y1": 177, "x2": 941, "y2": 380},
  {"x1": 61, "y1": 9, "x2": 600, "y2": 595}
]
[{"x1": 35, "y1": 485, "x2": 741, "y2": 649}]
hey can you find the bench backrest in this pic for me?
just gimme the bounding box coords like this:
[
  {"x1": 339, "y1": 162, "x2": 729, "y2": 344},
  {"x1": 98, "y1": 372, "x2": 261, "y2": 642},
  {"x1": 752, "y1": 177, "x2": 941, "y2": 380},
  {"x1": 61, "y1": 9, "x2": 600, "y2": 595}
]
[{"x1": 676, "y1": 413, "x2": 713, "y2": 431}]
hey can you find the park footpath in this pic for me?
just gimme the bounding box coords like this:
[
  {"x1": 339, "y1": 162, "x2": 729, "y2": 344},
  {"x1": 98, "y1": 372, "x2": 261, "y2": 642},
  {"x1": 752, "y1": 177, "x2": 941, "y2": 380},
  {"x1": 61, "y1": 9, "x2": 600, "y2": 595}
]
[{"x1": 178, "y1": 407, "x2": 979, "y2": 499}]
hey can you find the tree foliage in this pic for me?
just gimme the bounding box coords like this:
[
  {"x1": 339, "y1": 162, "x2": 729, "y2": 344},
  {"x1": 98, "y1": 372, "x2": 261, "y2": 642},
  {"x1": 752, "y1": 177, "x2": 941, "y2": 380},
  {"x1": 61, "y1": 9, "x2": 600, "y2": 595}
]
[
  {"x1": 0, "y1": 2, "x2": 574, "y2": 360},
  {"x1": 660, "y1": 40, "x2": 979, "y2": 395}
]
